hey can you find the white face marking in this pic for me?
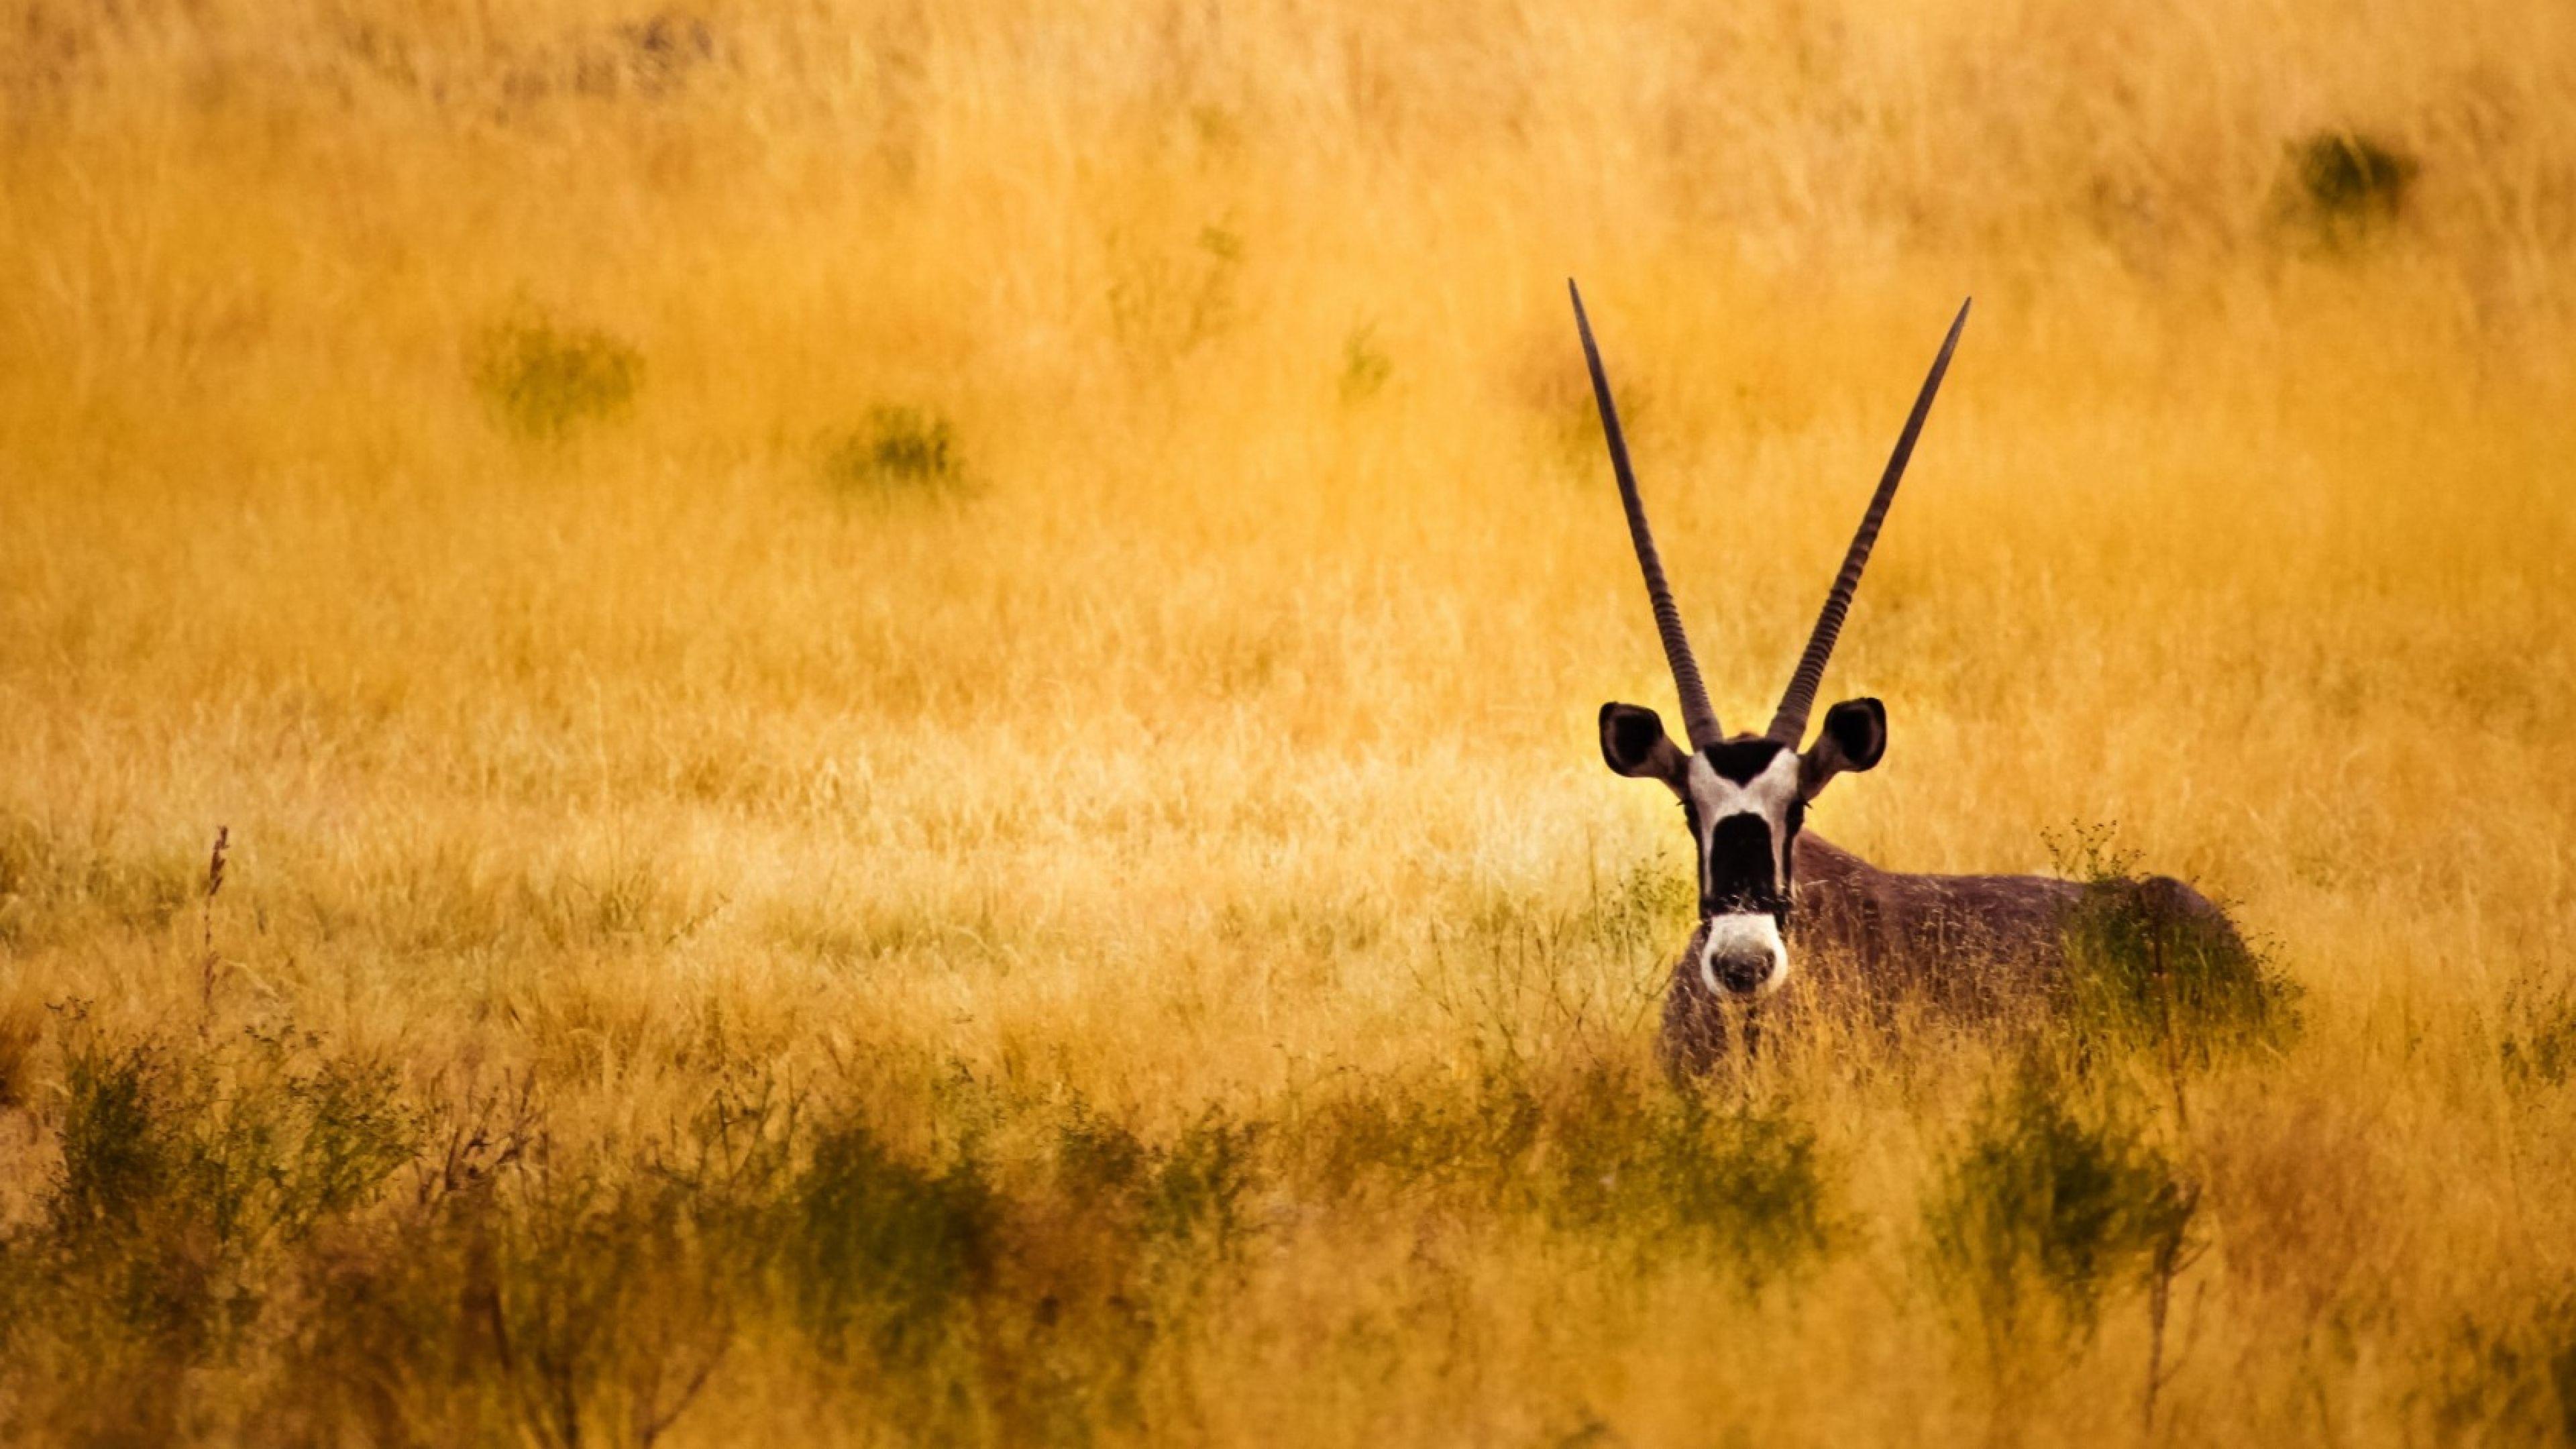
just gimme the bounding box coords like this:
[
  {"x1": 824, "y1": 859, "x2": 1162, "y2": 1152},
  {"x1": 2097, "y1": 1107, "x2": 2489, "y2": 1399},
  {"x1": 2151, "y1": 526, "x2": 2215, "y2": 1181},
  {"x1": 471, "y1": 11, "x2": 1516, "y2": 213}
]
[
  {"x1": 1684, "y1": 748, "x2": 1803, "y2": 997},
  {"x1": 1683, "y1": 749, "x2": 1803, "y2": 894},
  {"x1": 1699, "y1": 912, "x2": 1789, "y2": 998}
]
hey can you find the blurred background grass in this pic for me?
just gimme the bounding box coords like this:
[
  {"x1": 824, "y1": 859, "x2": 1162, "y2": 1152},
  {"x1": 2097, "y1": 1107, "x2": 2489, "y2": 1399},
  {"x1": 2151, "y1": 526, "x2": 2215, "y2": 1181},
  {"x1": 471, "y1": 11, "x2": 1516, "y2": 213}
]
[{"x1": 2, "y1": 0, "x2": 2573, "y2": 1443}]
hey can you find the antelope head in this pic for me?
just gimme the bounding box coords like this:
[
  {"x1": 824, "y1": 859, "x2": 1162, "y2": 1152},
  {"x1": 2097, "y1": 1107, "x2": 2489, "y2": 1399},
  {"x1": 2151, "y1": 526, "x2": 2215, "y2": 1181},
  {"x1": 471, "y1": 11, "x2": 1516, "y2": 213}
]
[{"x1": 1571, "y1": 282, "x2": 1967, "y2": 999}]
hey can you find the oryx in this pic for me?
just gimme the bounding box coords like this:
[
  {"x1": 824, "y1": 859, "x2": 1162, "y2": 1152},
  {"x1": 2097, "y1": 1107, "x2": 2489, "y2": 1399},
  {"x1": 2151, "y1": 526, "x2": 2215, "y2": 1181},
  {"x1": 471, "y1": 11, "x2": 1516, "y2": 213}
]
[{"x1": 1568, "y1": 283, "x2": 2244, "y2": 1073}]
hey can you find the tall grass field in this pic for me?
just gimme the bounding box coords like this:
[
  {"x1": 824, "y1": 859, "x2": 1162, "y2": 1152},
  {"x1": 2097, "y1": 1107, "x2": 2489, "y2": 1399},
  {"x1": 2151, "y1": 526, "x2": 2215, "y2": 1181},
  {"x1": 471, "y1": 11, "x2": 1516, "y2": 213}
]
[{"x1": 3, "y1": 1, "x2": 2574, "y2": 1442}]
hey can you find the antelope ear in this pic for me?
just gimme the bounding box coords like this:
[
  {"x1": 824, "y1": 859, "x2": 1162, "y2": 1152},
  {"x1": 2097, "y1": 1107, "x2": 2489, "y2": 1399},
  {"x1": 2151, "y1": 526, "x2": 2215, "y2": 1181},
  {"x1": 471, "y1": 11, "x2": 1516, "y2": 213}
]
[
  {"x1": 1599, "y1": 702, "x2": 1690, "y2": 791},
  {"x1": 1799, "y1": 697, "x2": 1886, "y2": 800}
]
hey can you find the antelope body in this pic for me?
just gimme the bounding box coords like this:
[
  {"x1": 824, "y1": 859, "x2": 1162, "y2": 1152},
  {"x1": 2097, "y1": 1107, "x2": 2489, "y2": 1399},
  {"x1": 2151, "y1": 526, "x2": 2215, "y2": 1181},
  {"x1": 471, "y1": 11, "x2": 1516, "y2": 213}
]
[{"x1": 1566, "y1": 284, "x2": 2243, "y2": 1074}]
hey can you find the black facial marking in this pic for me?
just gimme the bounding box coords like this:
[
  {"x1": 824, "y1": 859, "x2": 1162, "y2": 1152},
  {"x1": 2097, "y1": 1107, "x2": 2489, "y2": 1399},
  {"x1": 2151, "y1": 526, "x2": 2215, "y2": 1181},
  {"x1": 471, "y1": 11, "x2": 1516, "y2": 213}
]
[
  {"x1": 1676, "y1": 739, "x2": 1804, "y2": 925},
  {"x1": 1781, "y1": 798, "x2": 1805, "y2": 901},
  {"x1": 1701, "y1": 738, "x2": 1791, "y2": 785},
  {"x1": 1703, "y1": 814, "x2": 1783, "y2": 916}
]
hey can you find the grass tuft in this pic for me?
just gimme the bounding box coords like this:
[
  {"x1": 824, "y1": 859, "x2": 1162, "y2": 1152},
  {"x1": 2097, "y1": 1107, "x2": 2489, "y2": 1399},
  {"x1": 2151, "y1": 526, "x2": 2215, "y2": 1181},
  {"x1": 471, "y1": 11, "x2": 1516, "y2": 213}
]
[
  {"x1": 822, "y1": 406, "x2": 966, "y2": 498},
  {"x1": 2048, "y1": 824, "x2": 2298, "y2": 1062},
  {"x1": 471, "y1": 314, "x2": 645, "y2": 440},
  {"x1": 790, "y1": 1119, "x2": 1000, "y2": 1361},
  {"x1": 1, "y1": 0, "x2": 2569, "y2": 1438},
  {"x1": 2279, "y1": 130, "x2": 2421, "y2": 244},
  {"x1": 1338, "y1": 324, "x2": 1393, "y2": 403},
  {"x1": 1924, "y1": 1060, "x2": 2198, "y2": 1365}
]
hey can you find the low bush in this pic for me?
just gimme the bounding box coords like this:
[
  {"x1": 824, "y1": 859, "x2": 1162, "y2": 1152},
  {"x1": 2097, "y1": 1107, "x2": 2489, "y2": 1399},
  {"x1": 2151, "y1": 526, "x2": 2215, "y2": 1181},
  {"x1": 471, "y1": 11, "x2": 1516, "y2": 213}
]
[
  {"x1": 2278, "y1": 131, "x2": 2420, "y2": 245},
  {"x1": 2048, "y1": 825, "x2": 2298, "y2": 1062},
  {"x1": 821, "y1": 406, "x2": 965, "y2": 497},
  {"x1": 1923, "y1": 1060, "x2": 2197, "y2": 1364},
  {"x1": 472, "y1": 315, "x2": 644, "y2": 440}
]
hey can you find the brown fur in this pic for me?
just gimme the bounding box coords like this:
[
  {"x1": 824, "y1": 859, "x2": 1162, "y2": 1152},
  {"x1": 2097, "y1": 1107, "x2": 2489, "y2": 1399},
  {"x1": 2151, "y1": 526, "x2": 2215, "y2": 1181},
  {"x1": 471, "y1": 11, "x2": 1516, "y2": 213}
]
[{"x1": 1658, "y1": 833, "x2": 2242, "y2": 1076}]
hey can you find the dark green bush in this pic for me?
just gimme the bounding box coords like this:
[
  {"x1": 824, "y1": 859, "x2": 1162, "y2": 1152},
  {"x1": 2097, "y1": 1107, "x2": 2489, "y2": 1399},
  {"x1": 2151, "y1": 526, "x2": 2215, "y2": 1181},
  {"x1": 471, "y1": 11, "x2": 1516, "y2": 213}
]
[
  {"x1": 272, "y1": 1167, "x2": 737, "y2": 1448},
  {"x1": 8, "y1": 1040, "x2": 1849, "y2": 1442},
  {"x1": 48, "y1": 1030, "x2": 419, "y2": 1247},
  {"x1": 50, "y1": 1039, "x2": 173, "y2": 1234},
  {"x1": 822, "y1": 406, "x2": 965, "y2": 496},
  {"x1": 1054, "y1": 1104, "x2": 1153, "y2": 1199},
  {"x1": 789, "y1": 1120, "x2": 999, "y2": 1361},
  {"x1": 2504, "y1": 985, "x2": 2576, "y2": 1088},
  {"x1": 1924, "y1": 1062, "x2": 2196, "y2": 1354},
  {"x1": 2058, "y1": 877, "x2": 2294, "y2": 1059},
  {"x1": 2047, "y1": 824, "x2": 2297, "y2": 1061},
  {"x1": 1339, "y1": 324, "x2": 1392, "y2": 402},
  {"x1": 1106, "y1": 221, "x2": 1244, "y2": 362},
  {"x1": 1540, "y1": 1072, "x2": 1835, "y2": 1285},
  {"x1": 1140, "y1": 1108, "x2": 1264, "y2": 1252},
  {"x1": 1299, "y1": 1065, "x2": 1835, "y2": 1289},
  {"x1": 3, "y1": 1026, "x2": 425, "y2": 1442},
  {"x1": 2280, "y1": 131, "x2": 2420, "y2": 244},
  {"x1": 2421, "y1": 1290, "x2": 2576, "y2": 1442},
  {"x1": 472, "y1": 316, "x2": 644, "y2": 440}
]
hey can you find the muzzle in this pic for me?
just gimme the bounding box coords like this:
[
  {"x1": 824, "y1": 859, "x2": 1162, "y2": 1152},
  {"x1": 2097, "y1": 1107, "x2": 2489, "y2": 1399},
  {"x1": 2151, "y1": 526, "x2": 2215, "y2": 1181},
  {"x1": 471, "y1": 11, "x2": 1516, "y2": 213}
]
[{"x1": 1699, "y1": 912, "x2": 1788, "y2": 997}]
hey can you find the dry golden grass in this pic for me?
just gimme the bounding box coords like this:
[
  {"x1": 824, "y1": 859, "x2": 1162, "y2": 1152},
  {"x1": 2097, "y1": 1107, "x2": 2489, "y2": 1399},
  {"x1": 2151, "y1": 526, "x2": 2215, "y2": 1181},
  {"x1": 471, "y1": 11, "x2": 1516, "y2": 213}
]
[{"x1": 3, "y1": 0, "x2": 2575, "y2": 1443}]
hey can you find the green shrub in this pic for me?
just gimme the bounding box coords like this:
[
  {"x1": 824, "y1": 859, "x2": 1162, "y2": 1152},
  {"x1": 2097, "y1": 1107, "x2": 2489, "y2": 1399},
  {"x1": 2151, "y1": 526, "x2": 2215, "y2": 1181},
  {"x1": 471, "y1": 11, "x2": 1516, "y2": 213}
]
[
  {"x1": 272, "y1": 1167, "x2": 737, "y2": 1448},
  {"x1": 2279, "y1": 131, "x2": 2419, "y2": 244},
  {"x1": 276, "y1": 1058, "x2": 421, "y2": 1232},
  {"x1": 788, "y1": 1120, "x2": 999, "y2": 1361},
  {"x1": 1055, "y1": 1104, "x2": 1153, "y2": 1199},
  {"x1": 472, "y1": 315, "x2": 643, "y2": 440},
  {"x1": 50, "y1": 1038, "x2": 174, "y2": 1235},
  {"x1": 1299, "y1": 1065, "x2": 1834, "y2": 1289},
  {"x1": 2, "y1": 1026, "x2": 425, "y2": 1440},
  {"x1": 2047, "y1": 825, "x2": 2297, "y2": 1061},
  {"x1": 1924, "y1": 1062, "x2": 2197, "y2": 1356},
  {"x1": 1582, "y1": 852, "x2": 1697, "y2": 962},
  {"x1": 2504, "y1": 985, "x2": 2576, "y2": 1088},
  {"x1": 47, "y1": 1029, "x2": 420, "y2": 1248},
  {"x1": 2059, "y1": 879, "x2": 2293, "y2": 1057},
  {"x1": 1140, "y1": 1108, "x2": 1264, "y2": 1252},
  {"x1": 2422, "y1": 1290, "x2": 2576, "y2": 1442},
  {"x1": 822, "y1": 406, "x2": 965, "y2": 496},
  {"x1": 1541, "y1": 1073, "x2": 1835, "y2": 1285},
  {"x1": 1338, "y1": 325, "x2": 1392, "y2": 402}
]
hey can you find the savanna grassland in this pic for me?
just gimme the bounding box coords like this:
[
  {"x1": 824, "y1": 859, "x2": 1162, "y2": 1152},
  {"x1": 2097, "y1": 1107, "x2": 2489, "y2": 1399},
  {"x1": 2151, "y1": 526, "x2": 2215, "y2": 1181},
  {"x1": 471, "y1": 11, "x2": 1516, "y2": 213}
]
[{"x1": 4, "y1": 0, "x2": 2575, "y2": 1443}]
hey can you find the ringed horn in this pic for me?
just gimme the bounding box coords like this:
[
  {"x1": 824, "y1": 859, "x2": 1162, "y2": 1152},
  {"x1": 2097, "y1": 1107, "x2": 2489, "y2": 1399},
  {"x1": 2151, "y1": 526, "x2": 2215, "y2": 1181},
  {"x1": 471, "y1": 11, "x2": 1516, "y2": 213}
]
[
  {"x1": 1568, "y1": 280, "x2": 1725, "y2": 753},
  {"x1": 1766, "y1": 299, "x2": 1972, "y2": 745}
]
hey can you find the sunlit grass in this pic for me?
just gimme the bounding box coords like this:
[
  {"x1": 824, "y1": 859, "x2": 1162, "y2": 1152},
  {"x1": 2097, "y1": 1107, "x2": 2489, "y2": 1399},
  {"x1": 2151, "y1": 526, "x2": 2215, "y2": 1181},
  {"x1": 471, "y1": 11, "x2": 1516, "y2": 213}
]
[{"x1": 2, "y1": 0, "x2": 2573, "y2": 1442}]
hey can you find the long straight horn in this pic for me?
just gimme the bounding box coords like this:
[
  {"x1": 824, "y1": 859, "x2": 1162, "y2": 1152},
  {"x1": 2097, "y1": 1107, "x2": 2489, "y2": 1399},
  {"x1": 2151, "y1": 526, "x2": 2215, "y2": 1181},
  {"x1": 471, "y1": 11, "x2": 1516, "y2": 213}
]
[
  {"x1": 1570, "y1": 280, "x2": 1723, "y2": 753},
  {"x1": 1767, "y1": 299, "x2": 1972, "y2": 745}
]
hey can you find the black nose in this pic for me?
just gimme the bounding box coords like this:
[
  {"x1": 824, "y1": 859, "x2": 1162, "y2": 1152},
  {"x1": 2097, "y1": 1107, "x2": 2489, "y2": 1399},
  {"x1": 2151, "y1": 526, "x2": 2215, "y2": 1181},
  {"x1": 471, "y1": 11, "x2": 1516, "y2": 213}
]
[{"x1": 1710, "y1": 953, "x2": 1771, "y2": 994}]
